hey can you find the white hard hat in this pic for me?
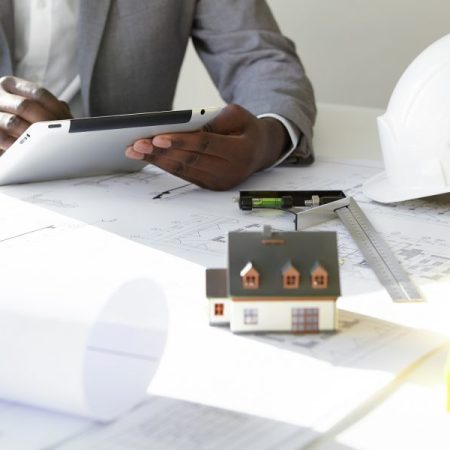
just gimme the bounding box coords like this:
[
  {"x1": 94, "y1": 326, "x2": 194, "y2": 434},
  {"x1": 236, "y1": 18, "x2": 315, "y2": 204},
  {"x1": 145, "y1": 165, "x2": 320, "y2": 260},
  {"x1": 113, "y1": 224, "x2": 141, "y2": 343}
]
[{"x1": 363, "y1": 34, "x2": 450, "y2": 203}]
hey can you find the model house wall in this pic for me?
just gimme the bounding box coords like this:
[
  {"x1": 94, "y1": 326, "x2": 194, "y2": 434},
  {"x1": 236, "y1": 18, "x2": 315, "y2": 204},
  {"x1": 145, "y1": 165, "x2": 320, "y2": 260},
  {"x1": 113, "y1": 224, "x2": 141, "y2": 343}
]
[
  {"x1": 230, "y1": 300, "x2": 336, "y2": 333},
  {"x1": 206, "y1": 268, "x2": 230, "y2": 325}
]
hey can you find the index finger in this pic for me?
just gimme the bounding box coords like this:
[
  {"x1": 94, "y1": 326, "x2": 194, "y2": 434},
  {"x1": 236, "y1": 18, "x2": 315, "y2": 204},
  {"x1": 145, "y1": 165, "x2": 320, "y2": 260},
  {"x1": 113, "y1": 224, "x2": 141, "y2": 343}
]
[
  {"x1": 0, "y1": 76, "x2": 71, "y2": 119},
  {"x1": 151, "y1": 130, "x2": 240, "y2": 161}
]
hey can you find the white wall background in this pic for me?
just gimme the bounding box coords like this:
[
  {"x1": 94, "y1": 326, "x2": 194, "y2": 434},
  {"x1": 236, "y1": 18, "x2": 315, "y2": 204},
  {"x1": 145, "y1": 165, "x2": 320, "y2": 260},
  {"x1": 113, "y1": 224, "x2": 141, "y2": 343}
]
[{"x1": 174, "y1": 0, "x2": 450, "y2": 110}]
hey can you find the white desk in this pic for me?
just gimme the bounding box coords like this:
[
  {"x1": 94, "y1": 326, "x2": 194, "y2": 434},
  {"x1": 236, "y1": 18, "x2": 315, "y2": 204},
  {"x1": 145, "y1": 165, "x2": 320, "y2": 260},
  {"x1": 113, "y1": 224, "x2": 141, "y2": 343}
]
[{"x1": 0, "y1": 104, "x2": 448, "y2": 450}]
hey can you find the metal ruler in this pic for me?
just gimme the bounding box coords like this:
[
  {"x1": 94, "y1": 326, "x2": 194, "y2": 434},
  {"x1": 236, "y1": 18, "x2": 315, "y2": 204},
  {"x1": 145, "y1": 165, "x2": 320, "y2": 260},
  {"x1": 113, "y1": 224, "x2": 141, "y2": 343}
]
[
  {"x1": 238, "y1": 191, "x2": 424, "y2": 302},
  {"x1": 333, "y1": 198, "x2": 424, "y2": 302}
]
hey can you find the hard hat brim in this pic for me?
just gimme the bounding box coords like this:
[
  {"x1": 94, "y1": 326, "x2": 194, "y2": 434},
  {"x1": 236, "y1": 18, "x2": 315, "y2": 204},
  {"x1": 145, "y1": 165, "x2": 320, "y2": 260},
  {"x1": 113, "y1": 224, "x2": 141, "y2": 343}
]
[{"x1": 363, "y1": 171, "x2": 450, "y2": 203}]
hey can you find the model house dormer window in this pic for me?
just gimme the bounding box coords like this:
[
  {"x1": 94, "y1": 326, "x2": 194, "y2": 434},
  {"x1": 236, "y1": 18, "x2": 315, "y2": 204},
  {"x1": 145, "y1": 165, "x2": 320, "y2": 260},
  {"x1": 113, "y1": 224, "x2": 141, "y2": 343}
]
[
  {"x1": 240, "y1": 261, "x2": 260, "y2": 289},
  {"x1": 311, "y1": 262, "x2": 329, "y2": 289},
  {"x1": 282, "y1": 261, "x2": 300, "y2": 289}
]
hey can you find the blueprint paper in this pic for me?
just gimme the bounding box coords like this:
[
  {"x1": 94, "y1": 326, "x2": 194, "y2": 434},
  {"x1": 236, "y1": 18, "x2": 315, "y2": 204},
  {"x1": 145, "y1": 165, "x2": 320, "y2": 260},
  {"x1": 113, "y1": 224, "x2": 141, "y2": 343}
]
[
  {"x1": 1, "y1": 159, "x2": 447, "y2": 295},
  {"x1": 0, "y1": 161, "x2": 382, "y2": 268},
  {"x1": 0, "y1": 159, "x2": 448, "y2": 449},
  {"x1": 0, "y1": 194, "x2": 169, "y2": 421},
  {"x1": 0, "y1": 273, "x2": 445, "y2": 450},
  {"x1": 0, "y1": 311, "x2": 444, "y2": 450},
  {"x1": 2, "y1": 396, "x2": 319, "y2": 450}
]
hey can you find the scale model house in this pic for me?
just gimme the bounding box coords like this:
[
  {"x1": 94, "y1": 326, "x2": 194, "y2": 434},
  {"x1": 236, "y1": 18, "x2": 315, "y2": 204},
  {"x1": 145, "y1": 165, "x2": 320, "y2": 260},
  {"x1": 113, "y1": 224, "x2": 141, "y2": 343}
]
[{"x1": 206, "y1": 226, "x2": 341, "y2": 333}]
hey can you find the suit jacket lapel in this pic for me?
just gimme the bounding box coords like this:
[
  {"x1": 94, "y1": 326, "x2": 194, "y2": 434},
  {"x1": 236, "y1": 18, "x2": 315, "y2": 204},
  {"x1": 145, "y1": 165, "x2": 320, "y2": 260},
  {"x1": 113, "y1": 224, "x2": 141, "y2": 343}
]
[
  {"x1": 0, "y1": 0, "x2": 14, "y2": 75},
  {"x1": 78, "y1": 0, "x2": 111, "y2": 115}
]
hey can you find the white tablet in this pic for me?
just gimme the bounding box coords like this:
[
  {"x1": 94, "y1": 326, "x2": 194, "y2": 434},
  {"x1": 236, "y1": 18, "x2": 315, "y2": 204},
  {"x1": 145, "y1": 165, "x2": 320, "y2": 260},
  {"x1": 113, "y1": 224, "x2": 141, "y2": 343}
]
[{"x1": 0, "y1": 107, "x2": 221, "y2": 185}]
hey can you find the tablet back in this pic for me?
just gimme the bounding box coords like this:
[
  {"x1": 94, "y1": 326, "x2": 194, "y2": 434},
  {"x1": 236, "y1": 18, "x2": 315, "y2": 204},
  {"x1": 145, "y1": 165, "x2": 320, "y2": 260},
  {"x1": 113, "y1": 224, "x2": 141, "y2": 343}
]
[{"x1": 0, "y1": 108, "x2": 220, "y2": 185}]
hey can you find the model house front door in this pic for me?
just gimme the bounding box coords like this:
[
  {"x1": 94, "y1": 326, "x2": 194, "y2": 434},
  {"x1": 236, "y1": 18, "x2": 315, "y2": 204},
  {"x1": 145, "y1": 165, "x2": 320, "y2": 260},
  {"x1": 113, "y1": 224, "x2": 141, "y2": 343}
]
[{"x1": 291, "y1": 307, "x2": 319, "y2": 332}]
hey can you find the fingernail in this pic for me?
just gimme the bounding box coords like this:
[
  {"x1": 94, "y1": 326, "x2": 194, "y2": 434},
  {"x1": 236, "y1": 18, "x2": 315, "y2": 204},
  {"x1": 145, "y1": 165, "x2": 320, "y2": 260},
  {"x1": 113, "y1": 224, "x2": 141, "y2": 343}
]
[
  {"x1": 125, "y1": 146, "x2": 145, "y2": 160},
  {"x1": 153, "y1": 136, "x2": 172, "y2": 149},
  {"x1": 134, "y1": 139, "x2": 153, "y2": 154}
]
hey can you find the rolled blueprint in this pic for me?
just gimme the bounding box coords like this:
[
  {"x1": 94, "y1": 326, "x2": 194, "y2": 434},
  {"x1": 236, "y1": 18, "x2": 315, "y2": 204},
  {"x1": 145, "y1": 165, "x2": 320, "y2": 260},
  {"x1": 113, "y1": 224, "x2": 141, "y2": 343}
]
[{"x1": 0, "y1": 206, "x2": 168, "y2": 422}]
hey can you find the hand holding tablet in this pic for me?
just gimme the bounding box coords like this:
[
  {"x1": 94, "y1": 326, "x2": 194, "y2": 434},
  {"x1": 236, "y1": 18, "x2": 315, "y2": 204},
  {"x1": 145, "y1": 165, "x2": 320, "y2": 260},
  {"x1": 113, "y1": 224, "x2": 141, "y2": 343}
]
[
  {"x1": 0, "y1": 91, "x2": 290, "y2": 190},
  {"x1": 125, "y1": 104, "x2": 291, "y2": 191},
  {"x1": 0, "y1": 75, "x2": 72, "y2": 152}
]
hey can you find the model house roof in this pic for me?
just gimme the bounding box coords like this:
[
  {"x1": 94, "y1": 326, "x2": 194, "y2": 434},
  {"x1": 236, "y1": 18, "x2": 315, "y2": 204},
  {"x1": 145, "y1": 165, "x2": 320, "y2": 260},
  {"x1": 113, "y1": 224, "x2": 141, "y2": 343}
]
[
  {"x1": 206, "y1": 268, "x2": 228, "y2": 298},
  {"x1": 228, "y1": 227, "x2": 341, "y2": 297}
]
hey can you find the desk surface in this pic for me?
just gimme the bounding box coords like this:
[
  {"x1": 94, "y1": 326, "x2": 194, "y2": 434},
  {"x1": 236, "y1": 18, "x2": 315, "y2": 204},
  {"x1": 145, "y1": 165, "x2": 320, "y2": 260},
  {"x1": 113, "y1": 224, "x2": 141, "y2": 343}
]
[{"x1": 0, "y1": 104, "x2": 448, "y2": 450}]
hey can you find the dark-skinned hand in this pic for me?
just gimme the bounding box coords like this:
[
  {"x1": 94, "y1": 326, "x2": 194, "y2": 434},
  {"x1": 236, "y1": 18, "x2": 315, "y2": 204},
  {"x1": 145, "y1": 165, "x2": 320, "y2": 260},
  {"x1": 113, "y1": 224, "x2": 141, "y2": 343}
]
[
  {"x1": 126, "y1": 104, "x2": 290, "y2": 190},
  {"x1": 0, "y1": 76, "x2": 72, "y2": 152}
]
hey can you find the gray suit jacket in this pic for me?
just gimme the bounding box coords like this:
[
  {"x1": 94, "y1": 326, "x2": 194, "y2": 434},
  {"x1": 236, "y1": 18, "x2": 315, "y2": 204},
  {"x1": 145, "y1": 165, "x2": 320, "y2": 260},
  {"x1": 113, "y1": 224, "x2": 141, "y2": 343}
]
[{"x1": 0, "y1": 0, "x2": 316, "y2": 163}]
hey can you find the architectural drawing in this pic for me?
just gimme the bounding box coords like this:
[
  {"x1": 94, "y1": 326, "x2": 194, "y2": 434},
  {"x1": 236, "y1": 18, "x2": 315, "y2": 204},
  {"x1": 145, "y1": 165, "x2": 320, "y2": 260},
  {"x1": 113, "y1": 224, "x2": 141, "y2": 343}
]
[
  {"x1": 1, "y1": 159, "x2": 448, "y2": 284},
  {"x1": 0, "y1": 158, "x2": 448, "y2": 449}
]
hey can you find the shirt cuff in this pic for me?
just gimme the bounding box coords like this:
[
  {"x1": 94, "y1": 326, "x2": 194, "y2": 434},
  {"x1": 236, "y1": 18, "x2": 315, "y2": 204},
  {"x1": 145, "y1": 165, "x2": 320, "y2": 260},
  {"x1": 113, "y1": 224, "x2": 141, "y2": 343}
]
[{"x1": 257, "y1": 113, "x2": 302, "y2": 168}]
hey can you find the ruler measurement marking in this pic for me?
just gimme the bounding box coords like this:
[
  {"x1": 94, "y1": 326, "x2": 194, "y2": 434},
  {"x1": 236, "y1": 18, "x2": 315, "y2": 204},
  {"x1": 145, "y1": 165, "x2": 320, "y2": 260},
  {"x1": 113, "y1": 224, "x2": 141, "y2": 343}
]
[{"x1": 334, "y1": 198, "x2": 423, "y2": 302}]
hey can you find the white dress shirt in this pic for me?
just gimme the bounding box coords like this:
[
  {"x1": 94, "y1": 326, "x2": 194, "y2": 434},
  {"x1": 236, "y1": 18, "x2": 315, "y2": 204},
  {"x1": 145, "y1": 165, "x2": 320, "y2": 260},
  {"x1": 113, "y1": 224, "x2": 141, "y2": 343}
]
[
  {"x1": 13, "y1": 0, "x2": 300, "y2": 161},
  {"x1": 14, "y1": 0, "x2": 80, "y2": 100}
]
